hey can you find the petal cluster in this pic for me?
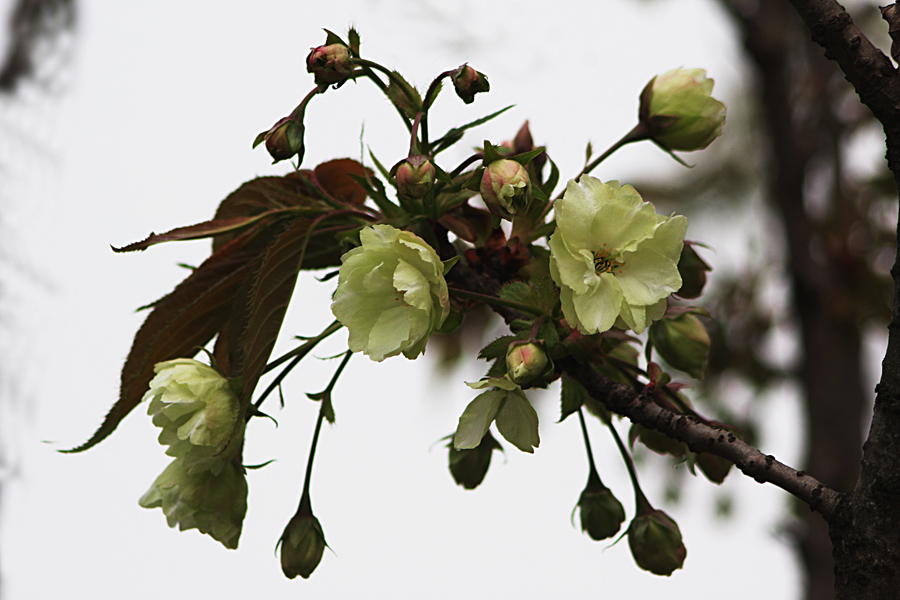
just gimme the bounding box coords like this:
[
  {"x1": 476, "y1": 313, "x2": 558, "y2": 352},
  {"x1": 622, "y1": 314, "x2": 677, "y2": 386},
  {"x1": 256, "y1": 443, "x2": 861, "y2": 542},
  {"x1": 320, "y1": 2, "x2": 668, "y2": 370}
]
[
  {"x1": 549, "y1": 177, "x2": 686, "y2": 335},
  {"x1": 331, "y1": 224, "x2": 449, "y2": 361}
]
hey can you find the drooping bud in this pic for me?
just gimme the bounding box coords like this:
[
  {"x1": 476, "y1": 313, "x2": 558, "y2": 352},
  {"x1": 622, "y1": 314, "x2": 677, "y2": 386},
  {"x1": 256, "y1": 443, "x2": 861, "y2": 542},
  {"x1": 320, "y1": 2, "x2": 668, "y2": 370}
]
[
  {"x1": 505, "y1": 341, "x2": 550, "y2": 386},
  {"x1": 279, "y1": 503, "x2": 327, "y2": 579},
  {"x1": 639, "y1": 68, "x2": 726, "y2": 151},
  {"x1": 448, "y1": 430, "x2": 502, "y2": 490},
  {"x1": 254, "y1": 116, "x2": 305, "y2": 164},
  {"x1": 577, "y1": 477, "x2": 626, "y2": 541},
  {"x1": 394, "y1": 155, "x2": 435, "y2": 202},
  {"x1": 307, "y1": 43, "x2": 353, "y2": 88},
  {"x1": 480, "y1": 159, "x2": 530, "y2": 219},
  {"x1": 648, "y1": 312, "x2": 711, "y2": 380},
  {"x1": 451, "y1": 63, "x2": 490, "y2": 104},
  {"x1": 627, "y1": 508, "x2": 687, "y2": 576}
]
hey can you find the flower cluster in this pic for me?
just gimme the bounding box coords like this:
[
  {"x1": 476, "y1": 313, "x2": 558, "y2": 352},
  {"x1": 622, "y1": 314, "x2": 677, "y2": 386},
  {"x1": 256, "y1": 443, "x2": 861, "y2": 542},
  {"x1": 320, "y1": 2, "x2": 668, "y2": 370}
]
[{"x1": 138, "y1": 359, "x2": 247, "y2": 548}]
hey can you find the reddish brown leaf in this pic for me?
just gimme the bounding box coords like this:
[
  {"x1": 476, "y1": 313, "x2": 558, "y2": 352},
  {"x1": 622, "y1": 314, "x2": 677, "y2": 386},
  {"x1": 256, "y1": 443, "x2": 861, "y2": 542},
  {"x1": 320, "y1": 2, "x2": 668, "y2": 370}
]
[
  {"x1": 113, "y1": 212, "x2": 287, "y2": 253},
  {"x1": 224, "y1": 218, "x2": 319, "y2": 408},
  {"x1": 212, "y1": 176, "x2": 324, "y2": 253},
  {"x1": 313, "y1": 158, "x2": 372, "y2": 205},
  {"x1": 63, "y1": 228, "x2": 273, "y2": 453}
]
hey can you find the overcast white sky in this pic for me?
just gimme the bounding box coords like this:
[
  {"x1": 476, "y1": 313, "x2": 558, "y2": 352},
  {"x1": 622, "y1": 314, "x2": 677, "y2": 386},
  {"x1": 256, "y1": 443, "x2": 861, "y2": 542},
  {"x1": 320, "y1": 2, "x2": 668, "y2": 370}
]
[{"x1": 0, "y1": 1, "x2": 820, "y2": 598}]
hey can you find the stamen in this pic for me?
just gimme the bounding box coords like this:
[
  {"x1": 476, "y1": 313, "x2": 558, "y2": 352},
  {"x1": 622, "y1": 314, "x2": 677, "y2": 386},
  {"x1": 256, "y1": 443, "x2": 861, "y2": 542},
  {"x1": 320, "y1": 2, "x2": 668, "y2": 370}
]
[{"x1": 592, "y1": 249, "x2": 622, "y2": 274}]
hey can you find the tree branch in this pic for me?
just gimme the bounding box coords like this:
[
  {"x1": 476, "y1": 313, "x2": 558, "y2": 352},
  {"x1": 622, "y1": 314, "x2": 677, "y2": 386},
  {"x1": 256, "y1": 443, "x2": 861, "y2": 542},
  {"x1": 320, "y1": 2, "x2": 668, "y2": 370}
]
[
  {"x1": 563, "y1": 358, "x2": 841, "y2": 520},
  {"x1": 445, "y1": 258, "x2": 841, "y2": 518}
]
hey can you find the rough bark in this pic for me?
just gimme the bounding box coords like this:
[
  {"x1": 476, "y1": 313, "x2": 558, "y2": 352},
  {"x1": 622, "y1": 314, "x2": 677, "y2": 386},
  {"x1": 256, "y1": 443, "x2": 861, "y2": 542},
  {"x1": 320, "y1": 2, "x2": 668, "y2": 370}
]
[{"x1": 722, "y1": 2, "x2": 869, "y2": 597}]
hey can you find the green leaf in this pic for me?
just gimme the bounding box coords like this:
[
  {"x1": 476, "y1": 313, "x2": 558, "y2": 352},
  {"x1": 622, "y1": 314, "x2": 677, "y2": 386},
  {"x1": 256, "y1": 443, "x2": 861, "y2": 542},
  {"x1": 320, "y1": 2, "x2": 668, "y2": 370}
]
[
  {"x1": 495, "y1": 389, "x2": 540, "y2": 453},
  {"x1": 252, "y1": 130, "x2": 268, "y2": 149},
  {"x1": 442, "y1": 255, "x2": 460, "y2": 275},
  {"x1": 454, "y1": 390, "x2": 505, "y2": 450},
  {"x1": 432, "y1": 105, "x2": 515, "y2": 155},
  {"x1": 323, "y1": 28, "x2": 346, "y2": 46},
  {"x1": 433, "y1": 162, "x2": 454, "y2": 186},
  {"x1": 307, "y1": 390, "x2": 336, "y2": 424},
  {"x1": 348, "y1": 173, "x2": 401, "y2": 219},
  {"x1": 478, "y1": 335, "x2": 517, "y2": 361},
  {"x1": 386, "y1": 71, "x2": 422, "y2": 119},
  {"x1": 540, "y1": 157, "x2": 560, "y2": 198},
  {"x1": 560, "y1": 374, "x2": 589, "y2": 422},
  {"x1": 368, "y1": 149, "x2": 393, "y2": 181},
  {"x1": 482, "y1": 140, "x2": 505, "y2": 165},
  {"x1": 499, "y1": 281, "x2": 540, "y2": 309},
  {"x1": 347, "y1": 27, "x2": 361, "y2": 56},
  {"x1": 531, "y1": 184, "x2": 549, "y2": 203},
  {"x1": 509, "y1": 148, "x2": 546, "y2": 167}
]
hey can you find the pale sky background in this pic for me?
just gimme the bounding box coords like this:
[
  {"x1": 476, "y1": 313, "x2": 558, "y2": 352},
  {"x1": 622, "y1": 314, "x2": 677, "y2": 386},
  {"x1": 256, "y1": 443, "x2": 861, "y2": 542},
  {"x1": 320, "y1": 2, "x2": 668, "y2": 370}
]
[{"x1": 1, "y1": 0, "x2": 877, "y2": 598}]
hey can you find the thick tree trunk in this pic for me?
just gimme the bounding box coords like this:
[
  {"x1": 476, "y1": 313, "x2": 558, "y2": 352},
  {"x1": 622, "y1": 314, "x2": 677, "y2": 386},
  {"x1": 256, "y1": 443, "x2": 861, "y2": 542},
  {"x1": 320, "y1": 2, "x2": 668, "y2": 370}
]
[
  {"x1": 785, "y1": 0, "x2": 900, "y2": 596},
  {"x1": 725, "y1": 2, "x2": 867, "y2": 597}
]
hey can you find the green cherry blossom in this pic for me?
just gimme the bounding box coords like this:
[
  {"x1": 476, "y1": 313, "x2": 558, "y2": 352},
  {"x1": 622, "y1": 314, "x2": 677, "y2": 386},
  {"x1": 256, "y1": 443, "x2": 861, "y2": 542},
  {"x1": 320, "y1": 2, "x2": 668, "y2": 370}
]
[
  {"x1": 548, "y1": 177, "x2": 686, "y2": 335},
  {"x1": 144, "y1": 358, "x2": 242, "y2": 474},
  {"x1": 331, "y1": 224, "x2": 450, "y2": 361},
  {"x1": 139, "y1": 456, "x2": 248, "y2": 550}
]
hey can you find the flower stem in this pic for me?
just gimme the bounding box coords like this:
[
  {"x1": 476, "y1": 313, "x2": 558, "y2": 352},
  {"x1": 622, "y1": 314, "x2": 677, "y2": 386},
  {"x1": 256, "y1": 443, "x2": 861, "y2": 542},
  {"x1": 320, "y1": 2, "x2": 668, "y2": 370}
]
[
  {"x1": 607, "y1": 418, "x2": 652, "y2": 513},
  {"x1": 569, "y1": 123, "x2": 651, "y2": 190},
  {"x1": 256, "y1": 321, "x2": 343, "y2": 411},
  {"x1": 300, "y1": 350, "x2": 353, "y2": 505},
  {"x1": 577, "y1": 407, "x2": 602, "y2": 486},
  {"x1": 447, "y1": 286, "x2": 544, "y2": 317}
]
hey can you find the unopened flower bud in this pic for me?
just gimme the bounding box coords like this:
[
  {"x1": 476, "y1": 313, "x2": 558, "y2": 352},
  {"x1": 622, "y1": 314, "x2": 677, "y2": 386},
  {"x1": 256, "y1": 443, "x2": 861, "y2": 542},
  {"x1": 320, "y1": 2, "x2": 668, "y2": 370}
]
[
  {"x1": 395, "y1": 155, "x2": 435, "y2": 201},
  {"x1": 480, "y1": 159, "x2": 530, "y2": 219},
  {"x1": 577, "y1": 478, "x2": 626, "y2": 541},
  {"x1": 639, "y1": 68, "x2": 726, "y2": 151},
  {"x1": 255, "y1": 116, "x2": 305, "y2": 164},
  {"x1": 448, "y1": 430, "x2": 502, "y2": 490},
  {"x1": 648, "y1": 312, "x2": 711, "y2": 380},
  {"x1": 505, "y1": 341, "x2": 550, "y2": 386},
  {"x1": 280, "y1": 505, "x2": 327, "y2": 579},
  {"x1": 628, "y1": 508, "x2": 687, "y2": 576},
  {"x1": 307, "y1": 43, "x2": 353, "y2": 88},
  {"x1": 451, "y1": 64, "x2": 490, "y2": 104}
]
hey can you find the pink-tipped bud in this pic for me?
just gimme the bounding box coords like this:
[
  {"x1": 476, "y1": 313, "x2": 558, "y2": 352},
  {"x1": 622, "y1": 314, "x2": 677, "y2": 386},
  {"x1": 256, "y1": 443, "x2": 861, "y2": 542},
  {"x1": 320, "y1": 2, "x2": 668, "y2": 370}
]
[
  {"x1": 395, "y1": 155, "x2": 435, "y2": 201},
  {"x1": 451, "y1": 64, "x2": 490, "y2": 104},
  {"x1": 307, "y1": 43, "x2": 353, "y2": 88},
  {"x1": 505, "y1": 341, "x2": 549, "y2": 386},
  {"x1": 480, "y1": 159, "x2": 530, "y2": 220}
]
